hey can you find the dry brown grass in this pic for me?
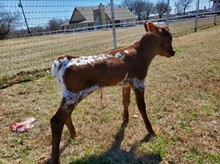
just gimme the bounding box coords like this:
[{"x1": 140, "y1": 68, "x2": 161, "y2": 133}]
[{"x1": 0, "y1": 23, "x2": 220, "y2": 164}]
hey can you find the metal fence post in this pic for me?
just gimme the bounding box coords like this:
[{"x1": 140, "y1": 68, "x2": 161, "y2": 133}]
[
  {"x1": 195, "y1": 0, "x2": 200, "y2": 32},
  {"x1": 110, "y1": 0, "x2": 117, "y2": 50},
  {"x1": 166, "y1": 0, "x2": 170, "y2": 27},
  {"x1": 214, "y1": 0, "x2": 218, "y2": 25}
]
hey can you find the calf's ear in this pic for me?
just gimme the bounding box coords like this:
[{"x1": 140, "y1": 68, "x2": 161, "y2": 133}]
[{"x1": 144, "y1": 22, "x2": 160, "y2": 35}]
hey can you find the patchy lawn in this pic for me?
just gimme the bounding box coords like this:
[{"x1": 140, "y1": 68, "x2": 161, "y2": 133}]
[{"x1": 0, "y1": 25, "x2": 220, "y2": 163}]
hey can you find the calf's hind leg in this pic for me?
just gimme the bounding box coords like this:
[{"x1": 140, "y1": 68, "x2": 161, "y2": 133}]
[
  {"x1": 50, "y1": 98, "x2": 76, "y2": 163},
  {"x1": 50, "y1": 86, "x2": 99, "y2": 163}
]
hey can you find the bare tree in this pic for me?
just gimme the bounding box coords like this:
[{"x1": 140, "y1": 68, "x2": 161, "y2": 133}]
[
  {"x1": 154, "y1": 0, "x2": 172, "y2": 18},
  {"x1": 133, "y1": 0, "x2": 146, "y2": 20},
  {"x1": 174, "y1": 2, "x2": 183, "y2": 14},
  {"x1": 0, "y1": 4, "x2": 20, "y2": 39},
  {"x1": 47, "y1": 19, "x2": 63, "y2": 31},
  {"x1": 143, "y1": 1, "x2": 155, "y2": 20},
  {"x1": 122, "y1": 0, "x2": 155, "y2": 20},
  {"x1": 31, "y1": 26, "x2": 45, "y2": 34},
  {"x1": 121, "y1": 0, "x2": 135, "y2": 11},
  {"x1": 177, "y1": 0, "x2": 194, "y2": 15}
]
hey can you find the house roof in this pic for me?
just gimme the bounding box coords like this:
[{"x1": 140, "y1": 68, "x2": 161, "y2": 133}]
[
  {"x1": 105, "y1": 6, "x2": 137, "y2": 20},
  {"x1": 75, "y1": 7, "x2": 97, "y2": 23},
  {"x1": 70, "y1": 6, "x2": 136, "y2": 24}
]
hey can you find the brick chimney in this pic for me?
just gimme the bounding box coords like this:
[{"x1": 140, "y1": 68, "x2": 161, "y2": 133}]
[{"x1": 98, "y1": 3, "x2": 106, "y2": 25}]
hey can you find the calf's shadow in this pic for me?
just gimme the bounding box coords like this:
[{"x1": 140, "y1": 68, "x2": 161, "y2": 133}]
[{"x1": 69, "y1": 122, "x2": 162, "y2": 164}]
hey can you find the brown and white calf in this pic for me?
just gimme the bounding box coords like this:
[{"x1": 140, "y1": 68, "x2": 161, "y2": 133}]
[{"x1": 50, "y1": 22, "x2": 175, "y2": 163}]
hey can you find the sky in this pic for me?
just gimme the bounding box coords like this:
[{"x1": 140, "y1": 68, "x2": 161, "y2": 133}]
[{"x1": 2, "y1": 0, "x2": 212, "y2": 29}]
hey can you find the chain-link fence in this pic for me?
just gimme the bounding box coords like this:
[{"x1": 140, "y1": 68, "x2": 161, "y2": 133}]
[{"x1": 0, "y1": 0, "x2": 219, "y2": 80}]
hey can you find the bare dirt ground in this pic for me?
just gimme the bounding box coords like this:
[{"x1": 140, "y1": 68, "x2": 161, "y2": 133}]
[{"x1": 0, "y1": 25, "x2": 220, "y2": 163}]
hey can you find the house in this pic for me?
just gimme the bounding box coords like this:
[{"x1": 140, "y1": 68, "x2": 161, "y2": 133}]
[{"x1": 62, "y1": 3, "x2": 136, "y2": 30}]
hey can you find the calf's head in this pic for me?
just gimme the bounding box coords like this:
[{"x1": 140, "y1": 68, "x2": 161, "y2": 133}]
[{"x1": 144, "y1": 22, "x2": 175, "y2": 57}]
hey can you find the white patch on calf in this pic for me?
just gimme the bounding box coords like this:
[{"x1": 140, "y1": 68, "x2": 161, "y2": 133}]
[
  {"x1": 115, "y1": 53, "x2": 125, "y2": 60},
  {"x1": 51, "y1": 57, "x2": 69, "y2": 86},
  {"x1": 67, "y1": 54, "x2": 113, "y2": 67},
  {"x1": 117, "y1": 74, "x2": 145, "y2": 90},
  {"x1": 124, "y1": 50, "x2": 129, "y2": 54},
  {"x1": 63, "y1": 85, "x2": 99, "y2": 107},
  {"x1": 131, "y1": 78, "x2": 145, "y2": 90}
]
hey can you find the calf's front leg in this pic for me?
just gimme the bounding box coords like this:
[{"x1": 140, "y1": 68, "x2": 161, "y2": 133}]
[
  {"x1": 122, "y1": 86, "x2": 131, "y2": 123},
  {"x1": 133, "y1": 88, "x2": 156, "y2": 136}
]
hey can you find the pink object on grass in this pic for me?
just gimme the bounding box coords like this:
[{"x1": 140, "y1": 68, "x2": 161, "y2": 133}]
[{"x1": 10, "y1": 117, "x2": 36, "y2": 133}]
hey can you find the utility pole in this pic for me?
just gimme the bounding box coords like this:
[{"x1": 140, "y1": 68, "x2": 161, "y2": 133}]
[
  {"x1": 110, "y1": 0, "x2": 117, "y2": 50},
  {"x1": 18, "y1": 0, "x2": 31, "y2": 35}
]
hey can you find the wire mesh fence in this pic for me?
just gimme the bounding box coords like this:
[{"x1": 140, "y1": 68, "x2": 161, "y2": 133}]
[{"x1": 0, "y1": 0, "x2": 219, "y2": 80}]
